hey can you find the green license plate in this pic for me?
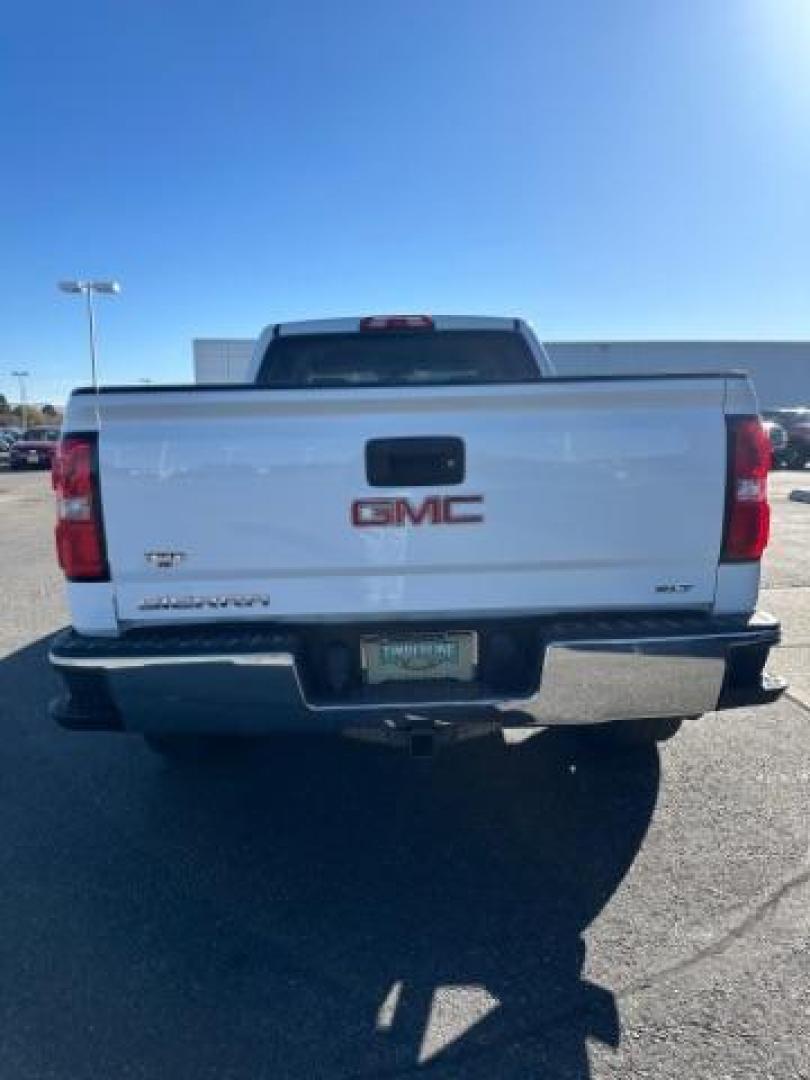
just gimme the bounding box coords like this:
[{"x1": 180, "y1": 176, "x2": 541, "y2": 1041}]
[{"x1": 362, "y1": 633, "x2": 477, "y2": 684}]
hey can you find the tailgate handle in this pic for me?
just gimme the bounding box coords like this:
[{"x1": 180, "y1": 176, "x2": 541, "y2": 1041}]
[{"x1": 365, "y1": 437, "x2": 465, "y2": 487}]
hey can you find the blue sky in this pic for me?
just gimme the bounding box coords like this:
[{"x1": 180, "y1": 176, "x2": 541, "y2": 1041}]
[{"x1": 2, "y1": 0, "x2": 809, "y2": 405}]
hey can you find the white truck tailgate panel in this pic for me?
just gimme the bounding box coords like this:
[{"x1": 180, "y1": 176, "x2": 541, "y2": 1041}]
[{"x1": 86, "y1": 379, "x2": 729, "y2": 624}]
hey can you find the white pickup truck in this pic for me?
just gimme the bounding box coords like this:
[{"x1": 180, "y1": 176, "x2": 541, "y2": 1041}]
[{"x1": 49, "y1": 315, "x2": 784, "y2": 758}]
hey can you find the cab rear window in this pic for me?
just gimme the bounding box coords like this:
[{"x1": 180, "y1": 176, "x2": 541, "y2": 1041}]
[{"x1": 257, "y1": 330, "x2": 540, "y2": 389}]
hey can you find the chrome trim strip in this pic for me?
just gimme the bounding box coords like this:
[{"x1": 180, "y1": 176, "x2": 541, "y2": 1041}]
[
  {"x1": 546, "y1": 629, "x2": 778, "y2": 647},
  {"x1": 49, "y1": 651, "x2": 297, "y2": 671}
]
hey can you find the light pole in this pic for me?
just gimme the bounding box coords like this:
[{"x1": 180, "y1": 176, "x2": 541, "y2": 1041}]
[
  {"x1": 11, "y1": 370, "x2": 29, "y2": 431},
  {"x1": 58, "y1": 280, "x2": 120, "y2": 389}
]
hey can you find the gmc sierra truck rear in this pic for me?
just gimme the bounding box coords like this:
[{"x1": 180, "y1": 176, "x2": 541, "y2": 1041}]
[{"x1": 48, "y1": 315, "x2": 785, "y2": 758}]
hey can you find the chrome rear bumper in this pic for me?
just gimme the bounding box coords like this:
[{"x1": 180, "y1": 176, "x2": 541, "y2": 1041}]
[{"x1": 49, "y1": 612, "x2": 785, "y2": 734}]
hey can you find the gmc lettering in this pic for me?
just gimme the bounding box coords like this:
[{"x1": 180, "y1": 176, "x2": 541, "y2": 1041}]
[{"x1": 351, "y1": 495, "x2": 484, "y2": 527}]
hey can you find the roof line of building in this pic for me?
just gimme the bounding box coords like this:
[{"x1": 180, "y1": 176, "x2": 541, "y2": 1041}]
[
  {"x1": 194, "y1": 336, "x2": 810, "y2": 346},
  {"x1": 544, "y1": 339, "x2": 810, "y2": 346}
]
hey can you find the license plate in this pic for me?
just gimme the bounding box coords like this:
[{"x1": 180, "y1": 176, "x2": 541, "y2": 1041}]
[
  {"x1": 27, "y1": 452, "x2": 39, "y2": 463},
  {"x1": 362, "y1": 633, "x2": 477, "y2": 685}
]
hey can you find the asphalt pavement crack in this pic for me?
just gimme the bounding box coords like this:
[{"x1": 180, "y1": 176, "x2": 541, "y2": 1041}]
[
  {"x1": 785, "y1": 689, "x2": 810, "y2": 714},
  {"x1": 621, "y1": 854, "x2": 810, "y2": 996}
]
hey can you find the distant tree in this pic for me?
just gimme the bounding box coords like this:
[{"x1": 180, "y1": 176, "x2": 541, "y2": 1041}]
[
  {"x1": 0, "y1": 393, "x2": 8, "y2": 412},
  {"x1": 41, "y1": 403, "x2": 57, "y2": 417}
]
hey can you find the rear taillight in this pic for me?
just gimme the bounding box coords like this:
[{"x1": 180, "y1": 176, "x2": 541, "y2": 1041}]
[
  {"x1": 359, "y1": 315, "x2": 434, "y2": 331},
  {"x1": 52, "y1": 434, "x2": 109, "y2": 581},
  {"x1": 721, "y1": 417, "x2": 771, "y2": 562}
]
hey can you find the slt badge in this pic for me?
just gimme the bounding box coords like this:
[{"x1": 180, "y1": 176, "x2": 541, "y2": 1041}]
[{"x1": 145, "y1": 551, "x2": 187, "y2": 569}]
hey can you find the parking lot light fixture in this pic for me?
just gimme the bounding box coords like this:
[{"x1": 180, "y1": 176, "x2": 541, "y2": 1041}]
[{"x1": 57, "y1": 280, "x2": 121, "y2": 389}]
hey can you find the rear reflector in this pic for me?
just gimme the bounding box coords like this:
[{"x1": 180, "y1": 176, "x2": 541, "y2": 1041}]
[
  {"x1": 721, "y1": 417, "x2": 771, "y2": 562},
  {"x1": 359, "y1": 315, "x2": 434, "y2": 331},
  {"x1": 52, "y1": 434, "x2": 109, "y2": 581}
]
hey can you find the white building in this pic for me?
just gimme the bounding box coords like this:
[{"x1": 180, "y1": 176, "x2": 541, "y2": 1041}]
[
  {"x1": 192, "y1": 339, "x2": 255, "y2": 384},
  {"x1": 193, "y1": 337, "x2": 810, "y2": 410}
]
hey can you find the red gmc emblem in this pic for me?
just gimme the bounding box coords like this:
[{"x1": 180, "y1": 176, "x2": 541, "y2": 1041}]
[{"x1": 351, "y1": 495, "x2": 484, "y2": 527}]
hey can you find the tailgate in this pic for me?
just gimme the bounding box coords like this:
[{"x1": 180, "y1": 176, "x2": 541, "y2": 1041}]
[{"x1": 89, "y1": 379, "x2": 729, "y2": 625}]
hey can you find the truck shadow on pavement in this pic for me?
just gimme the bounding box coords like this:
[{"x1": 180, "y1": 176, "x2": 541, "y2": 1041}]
[{"x1": 0, "y1": 634, "x2": 660, "y2": 1079}]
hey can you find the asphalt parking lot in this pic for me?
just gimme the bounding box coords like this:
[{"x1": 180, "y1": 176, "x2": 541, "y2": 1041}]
[{"x1": 0, "y1": 468, "x2": 808, "y2": 1079}]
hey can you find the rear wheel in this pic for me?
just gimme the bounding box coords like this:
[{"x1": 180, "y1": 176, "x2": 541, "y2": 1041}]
[
  {"x1": 143, "y1": 733, "x2": 244, "y2": 763},
  {"x1": 580, "y1": 716, "x2": 688, "y2": 749}
]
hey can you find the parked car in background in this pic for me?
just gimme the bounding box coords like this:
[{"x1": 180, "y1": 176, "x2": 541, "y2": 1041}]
[
  {"x1": 9, "y1": 427, "x2": 61, "y2": 469},
  {"x1": 0, "y1": 433, "x2": 14, "y2": 464},
  {"x1": 761, "y1": 419, "x2": 788, "y2": 465},
  {"x1": 763, "y1": 408, "x2": 810, "y2": 469},
  {"x1": 762, "y1": 408, "x2": 810, "y2": 469}
]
